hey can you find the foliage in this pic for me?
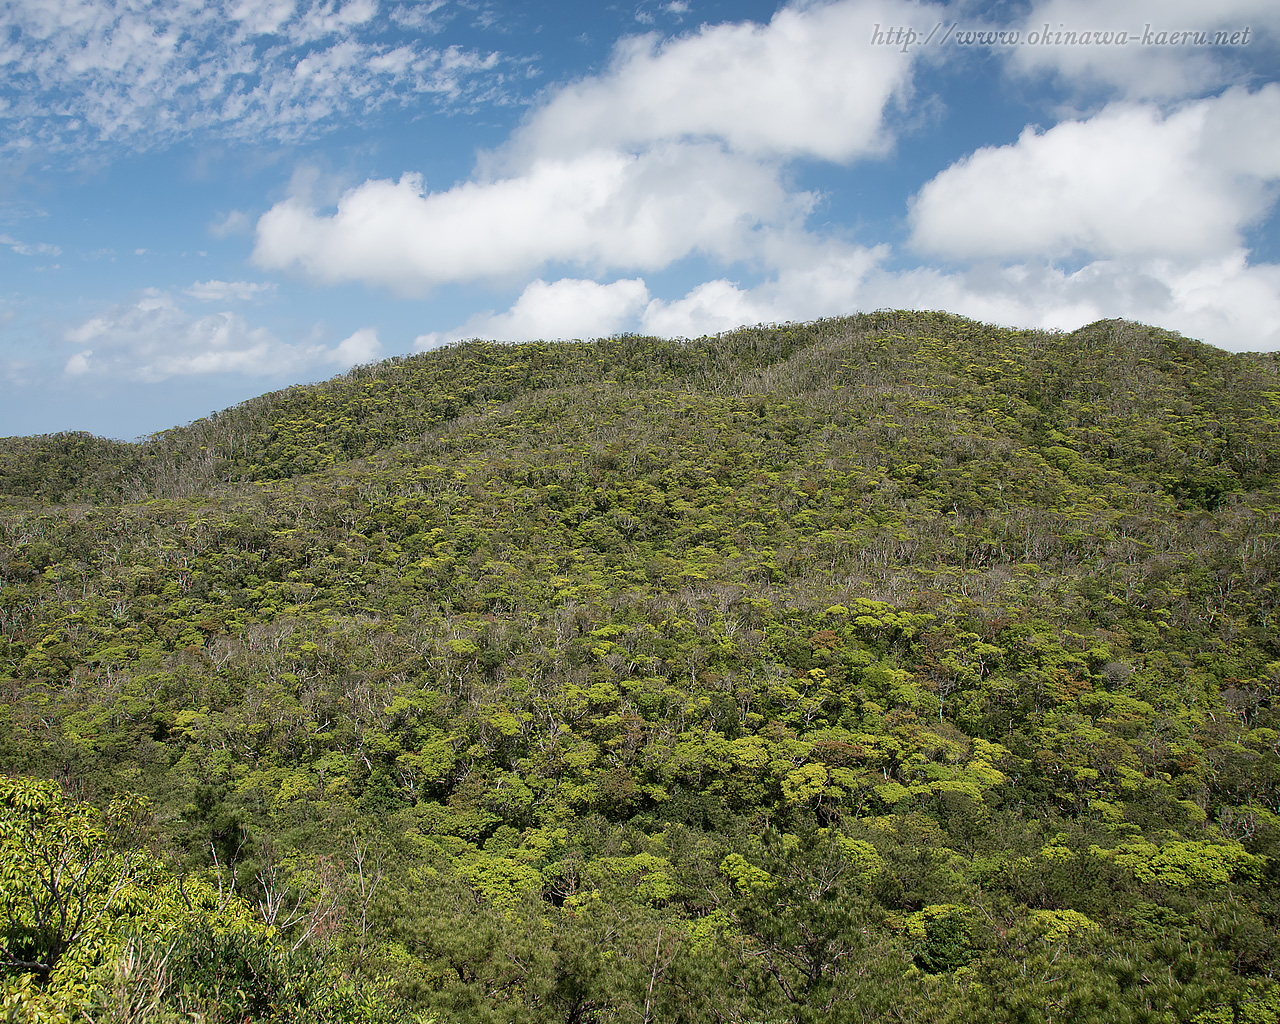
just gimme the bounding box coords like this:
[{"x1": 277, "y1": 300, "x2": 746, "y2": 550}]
[{"x1": 2, "y1": 311, "x2": 1279, "y2": 1021}]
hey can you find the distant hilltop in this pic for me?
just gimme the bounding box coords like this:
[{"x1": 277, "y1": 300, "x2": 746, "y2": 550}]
[{"x1": 3, "y1": 310, "x2": 1277, "y2": 509}]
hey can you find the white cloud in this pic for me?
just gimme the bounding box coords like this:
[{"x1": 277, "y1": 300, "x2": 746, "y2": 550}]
[
  {"x1": 565, "y1": 244, "x2": 1280, "y2": 353},
  {"x1": 254, "y1": 144, "x2": 808, "y2": 292},
  {"x1": 505, "y1": 0, "x2": 924, "y2": 165},
  {"x1": 209, "y1": 210, "x2": 254, "y2": 238},
  {"x1": 62, "y1": 289, "x2": 379, "y2": 380},
  {"x1": 330, "y1": 326, "x2": 381, "y2": 365},
  {"x1": 229, "y1": 0, "x2": 298, "y2": 37},
  {"x1": 1008, "y1": 0, "x2": 1280, "y2": 100},
  {"x1": 415, "y1": 277, "x2": 650, "y2": 347},
  {"x1": 856, "y1": 251, "x2": 1280, "y2": 353},
  {"x1": 388, "y1": 1, "x2": 451, "y2": 32},
  {"x1": 642, "y1": 279, "x2": 764, "y2": 338},
  {"x1": 1, "y1": 354, "x2": 36, "y2": 387},
  {"x1": 184, "y1": 279, "x2": 277, "y2": 301},
  {"x1": 410, "y1": 246, "x2": 890, "y2": 347},
  {"x1": 0, "y1": 233, "x2": 61, "y2": 256},
  {"x1": 641, "y1": 243, "x2": 885, "y2": 336},
  {"x1": 1, "y1": 0, "x2": 510, "y2": 154},
  {"x1": 909, "y1": 86, "x2": 1280, "y2": 262},
  {"x1": 254, "y1": 0, "x2": 932, "y2": 294},
  {"x1": 897, "y1": 84, "x2": 1280, "y2": 352},
  {"x1": 64, "y1": 350, "x2": 93, "y2": 376},
  {"x1": 290, "y1": 0, "x2": 377, "y2": 39}
]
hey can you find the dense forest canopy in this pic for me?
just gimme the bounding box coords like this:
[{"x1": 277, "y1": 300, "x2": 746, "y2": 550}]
[{"x1": 2, "y1": 310, "x2": 1278, "y2": 1022}]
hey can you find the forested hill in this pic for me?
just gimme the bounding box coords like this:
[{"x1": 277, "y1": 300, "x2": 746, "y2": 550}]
[
  {"x1": 4, "y1": 310, "x2": 1278, "y2": 503},
  {"x1": 2, "y1": 310, "x2": 1280, "y2": 1023}
]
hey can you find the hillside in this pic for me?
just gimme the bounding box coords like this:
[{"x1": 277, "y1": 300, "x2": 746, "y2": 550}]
[{"x1": 2, "y1": 310, "x2": 1279, "y2": 1023}]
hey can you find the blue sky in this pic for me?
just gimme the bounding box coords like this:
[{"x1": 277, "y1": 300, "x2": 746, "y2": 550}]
[{"x1": 2, "y1": 0, "x2": 1279, "y2": 440}]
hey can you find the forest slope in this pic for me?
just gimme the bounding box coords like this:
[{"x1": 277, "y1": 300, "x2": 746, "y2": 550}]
[{"x1": 2, "y1": 311, "x2": 1279, "y2": 1023}]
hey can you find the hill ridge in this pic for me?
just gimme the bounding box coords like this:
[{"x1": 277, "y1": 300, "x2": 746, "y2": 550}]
[{"x1": 3, "y1": 310, "x2": 1278, "y2": 508}]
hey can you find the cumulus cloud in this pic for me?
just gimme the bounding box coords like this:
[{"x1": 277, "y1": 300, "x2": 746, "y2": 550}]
[
  {"x1": 62, "y1": 289, "x2": 379, "y2": 381},
  {"x1": 254, "y1": 144, "x2": 809, "y2": 292},
  {"x1": 246, "y1": 1, "x2": 1280, "y2": 349},
  {"x1": 909, "y1": 86, "x2": 1280, "y2": 262},
  {"x1": 253, "y1": 0, "x2": 931, "y2": 294},
  {"x1": 641, "y1": 243, "x2": 886, "y2": 336},
  {"x1": 416, "y1": 277, "x2": 650, "y2": 348},
  {"x1": 412, "y1": 246, "x2": 890, "y2": 348},
  {"x1": 898, "y1": 83, "x2": 1280, "y2": 352},
  {"x1": 1007, "y1": 0, "x2": 1280, "y2": 100},
  {"x1": 504, "y1": 0, "x2": 923, "y2": 165},
  {"x1": 488, "y1": 247, "x2": 1279, "y2": 353},
  {"x1": 330, "y1": 326, "x2": 382, "y2": 365},
  {"x1": 857, "y1": 251, "x2": 1280, "y2": 353},
  {"x1": 68, "y1": 0, "x2": 1271, "y2": 366},
  {"x1": 1, "y1": 0, "x2": 510, "y2": 154}
]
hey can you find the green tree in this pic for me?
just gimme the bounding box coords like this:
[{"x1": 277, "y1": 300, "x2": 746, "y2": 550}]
[
  {"x1": 0, "y1": 777, "x2": 146, "y2": 983},
  {"x1": 730, "y1": 828, "x2": 875, "y2": 1024}
]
